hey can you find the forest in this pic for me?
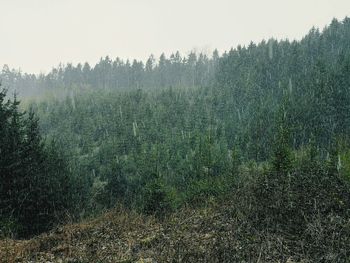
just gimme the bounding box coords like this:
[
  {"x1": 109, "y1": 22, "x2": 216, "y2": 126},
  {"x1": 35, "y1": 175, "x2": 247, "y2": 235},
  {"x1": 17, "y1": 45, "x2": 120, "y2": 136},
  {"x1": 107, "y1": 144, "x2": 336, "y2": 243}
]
[{"x1": 1, "y1": 17, "x2": 350, "y2": 262}]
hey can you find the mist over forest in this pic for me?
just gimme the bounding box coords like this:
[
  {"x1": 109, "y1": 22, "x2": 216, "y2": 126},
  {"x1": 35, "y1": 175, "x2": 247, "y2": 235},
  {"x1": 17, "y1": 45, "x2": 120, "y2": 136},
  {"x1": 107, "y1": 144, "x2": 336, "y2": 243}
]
[{"x1": 2, "y1": 16, "x2": 350, "y2": 262}]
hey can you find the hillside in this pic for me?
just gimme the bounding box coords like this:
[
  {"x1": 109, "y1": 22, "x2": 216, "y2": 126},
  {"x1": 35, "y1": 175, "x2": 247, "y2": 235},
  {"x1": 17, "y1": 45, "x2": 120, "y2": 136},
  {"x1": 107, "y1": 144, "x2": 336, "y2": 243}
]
[
  {"x1": 2, "y1": 202, "x2": 230, "y2": 263},
  {"x1": 0, "y1": 199, "x2": 326, "y2": 263},
  {"x1": 2, "y1": 154, "x2": 350, "y2": 263},
  {"x1": 2, "y1": 17, "x2": 350, "y2": 263}
]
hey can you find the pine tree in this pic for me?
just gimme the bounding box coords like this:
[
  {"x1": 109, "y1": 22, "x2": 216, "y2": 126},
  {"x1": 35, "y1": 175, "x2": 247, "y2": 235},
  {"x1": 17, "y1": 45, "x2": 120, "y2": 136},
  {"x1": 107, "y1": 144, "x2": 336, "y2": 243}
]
[{"x1": 0, "y1": 89, "x2": 74, "y2": 237}]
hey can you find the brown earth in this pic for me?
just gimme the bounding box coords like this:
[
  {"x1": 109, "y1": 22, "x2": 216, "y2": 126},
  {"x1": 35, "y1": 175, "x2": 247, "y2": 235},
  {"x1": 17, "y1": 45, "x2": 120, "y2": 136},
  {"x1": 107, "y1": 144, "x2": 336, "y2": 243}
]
[{"x1": 0, "y1": 200, "x2": 299, "y2": 263}]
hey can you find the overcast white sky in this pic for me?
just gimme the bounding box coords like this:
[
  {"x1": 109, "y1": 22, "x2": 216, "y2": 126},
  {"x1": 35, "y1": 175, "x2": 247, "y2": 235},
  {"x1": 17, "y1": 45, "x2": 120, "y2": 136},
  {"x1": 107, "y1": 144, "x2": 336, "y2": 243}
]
[{"x1": 1, "y1": 0, "x2": 350, "y2": 74}]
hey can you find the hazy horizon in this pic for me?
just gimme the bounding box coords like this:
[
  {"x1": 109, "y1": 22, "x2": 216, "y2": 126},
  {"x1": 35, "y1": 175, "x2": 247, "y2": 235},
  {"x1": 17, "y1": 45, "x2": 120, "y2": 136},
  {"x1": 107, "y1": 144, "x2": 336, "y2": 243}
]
[{"x1": 1, "y1": 0, "x2": 350, "y2": 74}]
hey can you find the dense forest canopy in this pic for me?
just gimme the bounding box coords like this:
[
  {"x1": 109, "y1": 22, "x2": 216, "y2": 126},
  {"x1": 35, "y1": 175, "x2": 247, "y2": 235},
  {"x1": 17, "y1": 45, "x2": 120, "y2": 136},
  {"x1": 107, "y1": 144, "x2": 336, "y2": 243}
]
[{"x1": 1, "y1": 18, "x2": 350, "y2": 261}]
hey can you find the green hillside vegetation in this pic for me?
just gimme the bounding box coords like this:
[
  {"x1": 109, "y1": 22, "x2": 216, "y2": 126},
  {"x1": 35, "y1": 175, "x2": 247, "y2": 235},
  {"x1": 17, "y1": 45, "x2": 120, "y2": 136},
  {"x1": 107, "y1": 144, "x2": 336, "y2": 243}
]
[
  {"x1": 0, "y1": 89, "x2": 80, "y2": 238},
  {"x1": 1, "y1": 154, "x2": 350, "y2": 262},
  {"x1": 1, "y1": 17, "x2": 350, "y2": 261}
]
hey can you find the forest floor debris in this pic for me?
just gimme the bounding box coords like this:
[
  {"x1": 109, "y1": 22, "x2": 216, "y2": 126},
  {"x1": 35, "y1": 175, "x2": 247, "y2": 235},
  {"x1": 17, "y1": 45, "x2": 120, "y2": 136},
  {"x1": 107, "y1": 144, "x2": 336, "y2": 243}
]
[{"x1": 0, "y1": 200, "x2": 314, "y2": 263}]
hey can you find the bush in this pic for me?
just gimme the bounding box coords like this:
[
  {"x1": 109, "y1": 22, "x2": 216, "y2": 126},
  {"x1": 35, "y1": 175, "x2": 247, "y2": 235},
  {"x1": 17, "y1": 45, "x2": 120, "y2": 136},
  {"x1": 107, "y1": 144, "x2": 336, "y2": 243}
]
[
  {"x1": 257, "y1": 141, "x2": 349, "y2": 226},
  {"x1": 0, "y1": 218, "x2": 22, "y2": 238},
  {"x1": 184, "y1": 176, "x2": 230, "y2": 206},
  {"x1": 141, "y1": 175, "x2": 177, "y2": 218}
]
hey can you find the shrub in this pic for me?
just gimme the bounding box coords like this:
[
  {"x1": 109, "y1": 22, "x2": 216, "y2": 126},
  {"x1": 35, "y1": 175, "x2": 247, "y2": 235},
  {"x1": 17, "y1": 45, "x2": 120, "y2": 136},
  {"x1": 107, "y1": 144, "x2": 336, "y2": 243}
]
[{"x1": 141, "y1": 175, "x2": 177, "y2": 218}]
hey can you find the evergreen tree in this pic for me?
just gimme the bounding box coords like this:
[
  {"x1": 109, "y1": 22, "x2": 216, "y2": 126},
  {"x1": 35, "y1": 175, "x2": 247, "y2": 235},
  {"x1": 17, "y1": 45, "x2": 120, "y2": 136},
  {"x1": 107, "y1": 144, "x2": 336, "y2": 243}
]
[{"x1": 0, "y1": 89, "x2": 75, "y2": 237}]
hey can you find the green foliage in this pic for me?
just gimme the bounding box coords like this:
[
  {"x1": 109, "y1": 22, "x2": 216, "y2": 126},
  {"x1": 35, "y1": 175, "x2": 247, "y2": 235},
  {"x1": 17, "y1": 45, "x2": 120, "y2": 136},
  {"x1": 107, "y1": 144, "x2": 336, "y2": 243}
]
[
  {"x1": 271, "y1": 104, "x2": 293, "y2": 175},
  {"x1": 141, "y1": 174, "x2": 177, "y2": 218},
  {"x1": 184, "y1": 176, "x2": 231, "y2": 206},
  {"x1": 340, "y1": 149, "x2": 350, "y2": 180},
  {"x1": 2, "y1": 17, "x2": 350, "y2": 237},
  {"x1": 0, "y1": 217, "x2": 21, "y2": 238},
  {"x1": 253, "y1": 144, "x2": 350, "y2": 235},
  {"x1": 0, "y1": 89, "x2": 78, "y2": 237}
]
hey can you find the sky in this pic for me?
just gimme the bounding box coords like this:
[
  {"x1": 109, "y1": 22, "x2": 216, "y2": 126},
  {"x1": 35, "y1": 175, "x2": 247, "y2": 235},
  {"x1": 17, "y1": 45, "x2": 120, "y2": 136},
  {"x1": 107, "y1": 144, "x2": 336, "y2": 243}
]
[{"x1": 1, "y1": 0, "x2": 350, "y2": 74}]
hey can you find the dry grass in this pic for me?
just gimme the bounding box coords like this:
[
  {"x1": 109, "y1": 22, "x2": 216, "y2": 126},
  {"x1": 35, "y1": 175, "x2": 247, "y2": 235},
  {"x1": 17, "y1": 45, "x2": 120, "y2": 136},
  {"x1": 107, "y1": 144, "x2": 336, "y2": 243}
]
[
  {"x1": 0, "y1": 197, "x2": 347, "y2": 263},
  {"x1": 0, "y1": 204, "x2": 229, "y2": 263}
]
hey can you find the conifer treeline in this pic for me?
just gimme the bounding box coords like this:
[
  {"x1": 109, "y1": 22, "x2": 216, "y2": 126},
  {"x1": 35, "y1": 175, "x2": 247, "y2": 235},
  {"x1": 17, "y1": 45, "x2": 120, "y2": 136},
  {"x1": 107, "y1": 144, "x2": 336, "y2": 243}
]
[
  {"x1": 28, "y1": 17, "x2": 350, "y2": 215},
  {"x1": 2, "y1": 17, "x2": 350, "y2": 238},
  {"x1": 1, "y1": 50, "x2": 219, "y2": 97}
]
